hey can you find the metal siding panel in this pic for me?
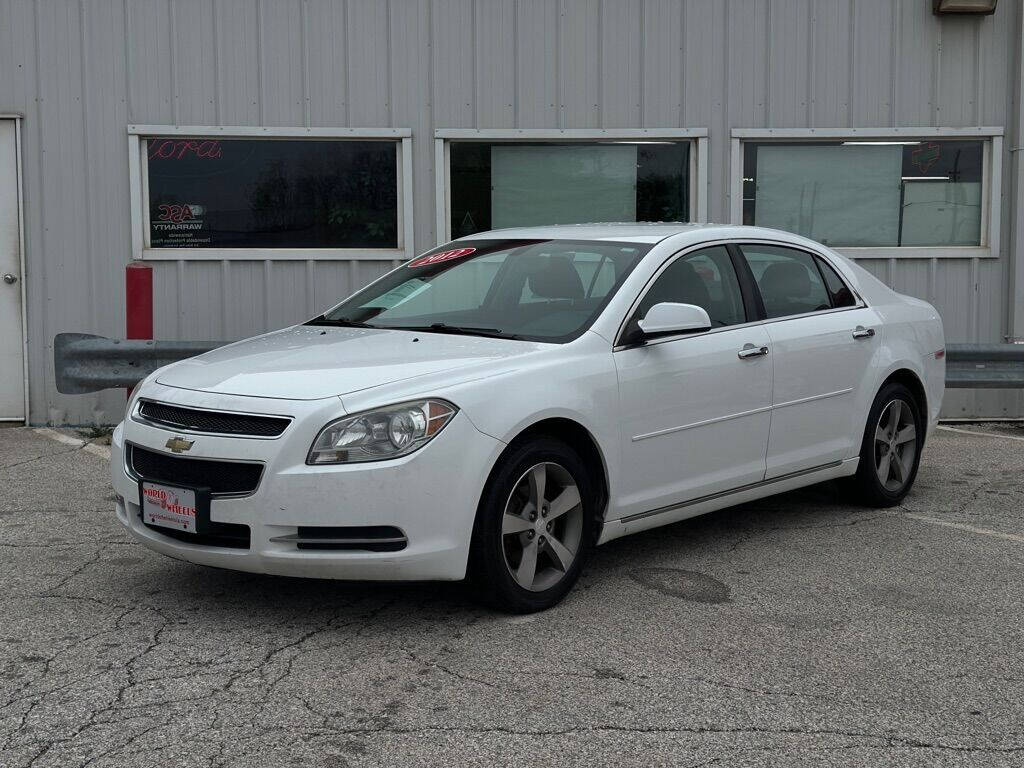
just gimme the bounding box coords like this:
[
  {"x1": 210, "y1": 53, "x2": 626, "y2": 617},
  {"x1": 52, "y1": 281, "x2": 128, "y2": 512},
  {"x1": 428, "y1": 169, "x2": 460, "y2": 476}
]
[
  {"x1": 766, "y1": 0, "x2": 811, "y2": 128},
  {"x1": 258, "y1": 0, "x2": 305, "y2": 126},
  {"x1": 640, "y1": 0, "x2": 682, "y2": 128},
  {"x1": 977, "y1": 6, "x2": 1012, "y2": 126},
  {"x1": 599, "y1": 0, "x2": 641, "y2": 128},
  {"x1": 347, "y1": 0, "x2": 392, "y2": 127},
  {"x1": 306, "y1": 0, "x2": 349, "y2": 125},
  {"x1": 558, "y1": 0, "x2": 600, "y2": 128},
  {"x1": 808, "y1": 0, "x2": 850, "y2": 128},
  {"x1": 170, "y1": 0, "x2": 217, "y2": 125},
  {"x1": 727, "y1": 0, "x2": 767, "y2": 129},
  {"x1": 681, "y1": 0, "x2": 724, "y2": 219},
  {"x1": 893, "y1": 1, "x2": 939, "y2": 126},
  {"x1": 213, "y1": 0, "x2": 260, "y2": 125},
  {"x1": 388, "y1": 0, "x2": 433, "y2": 248},
  {"x1": 849, "y1": 0, "x2": 893, "y2": 127},
  {"x1": 431, "y1": 0, "x2": 474, "y2": 128},
  {"x1": 515, "y1": 0, "x2": 558, "y2": 128},
  {"x1": 124, "y1": 0, "x2": 174, "y2": 123},
  {"x1": 936, "y1": 19, "x2": 977, "y2": 126},
  {"x1": 221, "y1": 261, "x2": 264, "y2": 339},
  {"x1": 475, "y1": 0, "x2": 515, "y2": 128}
]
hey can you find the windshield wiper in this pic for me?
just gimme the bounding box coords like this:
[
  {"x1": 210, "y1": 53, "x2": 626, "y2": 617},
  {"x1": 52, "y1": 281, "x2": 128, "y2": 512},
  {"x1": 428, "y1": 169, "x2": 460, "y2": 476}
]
[
  {"x1": 387, "y1": 322, "x2": 522, "y2": 340},
  {"x1": 305, "y1": 315, "x2": 375, "y2": 328}
]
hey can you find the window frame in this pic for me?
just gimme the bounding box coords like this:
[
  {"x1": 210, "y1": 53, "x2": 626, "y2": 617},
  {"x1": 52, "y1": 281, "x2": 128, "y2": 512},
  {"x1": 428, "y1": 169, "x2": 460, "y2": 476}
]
[
  {"x1": 127, "y1": 125, "x2": 414, "y2": 261},
  {"x1": 729, "y1": 127, "x2": 1004, "y2": 260},
  {"x1": 613, "y1": 238, "x2": 867, "y2": 349},
  {"x1": 434, "y1": 129, "x2": 709, "y2": 245}
]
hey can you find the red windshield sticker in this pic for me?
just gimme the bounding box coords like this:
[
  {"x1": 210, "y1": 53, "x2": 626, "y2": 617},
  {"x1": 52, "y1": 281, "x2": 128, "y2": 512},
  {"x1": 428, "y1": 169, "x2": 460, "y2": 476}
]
[{"x1": 408, "y1": 248, "x2": 476, "y2": 268}]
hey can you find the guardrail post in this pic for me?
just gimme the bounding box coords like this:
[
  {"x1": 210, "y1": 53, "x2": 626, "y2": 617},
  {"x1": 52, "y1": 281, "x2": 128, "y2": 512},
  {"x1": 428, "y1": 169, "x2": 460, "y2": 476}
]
[{"x1": 125, "y1": 262, "x2": 153, "y2": 398}]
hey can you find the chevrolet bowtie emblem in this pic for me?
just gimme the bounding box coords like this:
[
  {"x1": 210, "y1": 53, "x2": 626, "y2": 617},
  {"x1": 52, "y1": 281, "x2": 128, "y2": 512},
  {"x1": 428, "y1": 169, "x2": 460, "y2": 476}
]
[{"x1": 165, "y1": 436, "x2": 195, "y2": 454}]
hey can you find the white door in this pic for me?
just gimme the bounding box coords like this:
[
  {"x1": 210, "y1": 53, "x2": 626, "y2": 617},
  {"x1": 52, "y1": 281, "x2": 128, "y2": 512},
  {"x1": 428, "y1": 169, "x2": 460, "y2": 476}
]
[
  {"x1": 0, "y1": 119, "x2": 25, "y2": 421},
  {"x1": 737, "y1": 243, "x2": 877, "y2": 478},
  {"x1": 612, "y1": 245, "x2": 773, "y2": 520}
]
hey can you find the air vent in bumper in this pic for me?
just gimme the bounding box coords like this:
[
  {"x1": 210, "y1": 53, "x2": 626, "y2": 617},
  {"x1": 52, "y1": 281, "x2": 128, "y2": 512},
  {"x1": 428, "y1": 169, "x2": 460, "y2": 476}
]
[{"x1": 270, "y1": 526, "x2": 408, "y2": 552}]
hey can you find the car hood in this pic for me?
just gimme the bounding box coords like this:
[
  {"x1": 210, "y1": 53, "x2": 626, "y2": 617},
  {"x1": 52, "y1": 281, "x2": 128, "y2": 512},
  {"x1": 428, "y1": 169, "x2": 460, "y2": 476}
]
[{"x1": 155, "y1": 325, "x2": 548, "y2": 400}]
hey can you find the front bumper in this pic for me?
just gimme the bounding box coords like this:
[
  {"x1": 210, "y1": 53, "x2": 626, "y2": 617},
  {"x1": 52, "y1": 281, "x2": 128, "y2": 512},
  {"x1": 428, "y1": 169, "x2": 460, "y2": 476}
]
[{"x1": 111, "y1": 383, "x2": 505, "y2": 581}]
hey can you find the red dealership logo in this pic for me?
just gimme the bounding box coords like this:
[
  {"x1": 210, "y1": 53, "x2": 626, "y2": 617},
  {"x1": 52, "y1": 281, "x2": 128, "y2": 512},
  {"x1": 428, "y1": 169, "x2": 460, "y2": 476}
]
[{"x1": 148, "y1": 138, "x2": 223, "y2": 160}]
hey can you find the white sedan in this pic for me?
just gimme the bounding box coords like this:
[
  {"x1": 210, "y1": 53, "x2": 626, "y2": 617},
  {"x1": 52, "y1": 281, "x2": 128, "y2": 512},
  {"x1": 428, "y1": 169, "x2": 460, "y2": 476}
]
[{"x1": 111, "y1": 224, "x2": 945, "y2": 612}]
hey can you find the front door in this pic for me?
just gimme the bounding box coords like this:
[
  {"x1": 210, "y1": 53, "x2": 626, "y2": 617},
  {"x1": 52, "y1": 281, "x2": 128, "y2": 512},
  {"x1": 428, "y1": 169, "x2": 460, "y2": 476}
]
[
  {"x1": 613, "y1": 245, "x2": 773, "y2": 520},
  {"x1": 0, "y1": 119, "x2": 24, "y2": 421}
]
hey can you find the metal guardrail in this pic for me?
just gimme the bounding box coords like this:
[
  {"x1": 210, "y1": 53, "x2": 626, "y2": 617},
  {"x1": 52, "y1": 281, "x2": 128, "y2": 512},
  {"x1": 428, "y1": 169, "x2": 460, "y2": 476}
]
[
  {"x1": 945, "y1": 343, "x2": 1024, "y2": 389},
  {"x1": 53, "y1": 333, "x2": 1024, "y2": 395},
  {"x1": 54, "y1": 333, "x2": 225, "y2": 394}
]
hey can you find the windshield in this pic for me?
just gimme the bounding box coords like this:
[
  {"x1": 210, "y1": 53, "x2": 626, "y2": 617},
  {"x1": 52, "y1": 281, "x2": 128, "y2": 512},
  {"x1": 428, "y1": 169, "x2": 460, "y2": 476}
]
[{"x1": 311, "y1": 239, "x2": 651, "y2": 342}]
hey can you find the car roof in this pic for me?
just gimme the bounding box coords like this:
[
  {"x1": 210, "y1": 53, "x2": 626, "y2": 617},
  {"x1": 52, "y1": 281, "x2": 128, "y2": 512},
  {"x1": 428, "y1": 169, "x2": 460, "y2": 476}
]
[{"x1": 456, "y1": 222, "x2": 812, "y2": 246}]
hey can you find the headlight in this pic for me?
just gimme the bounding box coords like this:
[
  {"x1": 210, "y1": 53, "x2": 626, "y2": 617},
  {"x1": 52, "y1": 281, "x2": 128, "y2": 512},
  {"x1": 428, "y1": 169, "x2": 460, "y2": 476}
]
[{"x1": 307, "y1": 400, "x2": 457, "y2": 465}]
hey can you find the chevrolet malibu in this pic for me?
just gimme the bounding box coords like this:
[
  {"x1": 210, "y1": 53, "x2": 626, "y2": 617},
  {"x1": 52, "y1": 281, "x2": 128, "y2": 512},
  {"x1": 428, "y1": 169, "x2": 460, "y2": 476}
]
[{"x1": 112, "y1": 224, "x2": 944, "y2": 612}]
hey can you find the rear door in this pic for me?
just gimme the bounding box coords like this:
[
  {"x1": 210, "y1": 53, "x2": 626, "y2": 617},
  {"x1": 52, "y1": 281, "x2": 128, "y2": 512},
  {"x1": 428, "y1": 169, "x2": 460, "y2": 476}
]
[
  {"x1": 738, "y1": 243, "x2": 879, "y2": 478},
  {"x1": 0, "y1": 119, "x2": 24, "y2": 421}
]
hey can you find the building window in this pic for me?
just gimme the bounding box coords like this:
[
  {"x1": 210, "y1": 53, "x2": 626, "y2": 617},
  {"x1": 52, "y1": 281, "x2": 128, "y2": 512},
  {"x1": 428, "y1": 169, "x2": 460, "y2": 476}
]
[
  {"x1": 742, "y1": 139, "x2": 985, "y2": 248},
  {"x1": 447, "y1": 140, "x2": 692, "y2": 239},
  {"x1": 128, "y1": 127, "x2": 413, "y2": 260}
]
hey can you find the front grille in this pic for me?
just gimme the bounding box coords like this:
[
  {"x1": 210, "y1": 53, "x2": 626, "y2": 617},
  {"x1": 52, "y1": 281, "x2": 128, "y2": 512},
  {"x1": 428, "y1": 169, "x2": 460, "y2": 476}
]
[
  {"x1": 142, "y1": 519, "x2": 251, "y2": 550},
  {"x1": 128, "y1": 444, "x2": 263, "y2": 497},
  {"x1": 137, "y1": 400, "x2": 290, "y2": 438}
]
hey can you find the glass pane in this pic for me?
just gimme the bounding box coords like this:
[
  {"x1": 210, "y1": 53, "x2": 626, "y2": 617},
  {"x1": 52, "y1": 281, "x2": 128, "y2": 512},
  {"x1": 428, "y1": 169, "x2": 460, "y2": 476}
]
[
  {"x1": 743, "y1": 139, "x2": 984, "y2": 248},
  {"x1": 146, "y1": 138, "x2": 398, "y2": 248},
  {"x1": 636, "y1": 246, "x2": 745, "y2": 328},
  {"x1": 319, "y1": 239, "x2": 650, "y2": 343},
  {"x1": 741, "y1": 245, "x2": 832, "y2": 319},
  {"x1": 450, "y1": 141, "x2": 690, "y2": 238},
  {"x1": 814, "y1": 256, "x2": 856, "y2": 308}
]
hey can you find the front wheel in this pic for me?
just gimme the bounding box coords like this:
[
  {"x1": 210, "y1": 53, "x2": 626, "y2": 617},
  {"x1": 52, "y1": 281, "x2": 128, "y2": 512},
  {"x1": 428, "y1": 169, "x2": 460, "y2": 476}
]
[
  {"x1": 468, "y1": 437, "x2": 597, "y2": 613},
  {"x1": 848, "y1": 382, "x2": 923, "y2": 507}
]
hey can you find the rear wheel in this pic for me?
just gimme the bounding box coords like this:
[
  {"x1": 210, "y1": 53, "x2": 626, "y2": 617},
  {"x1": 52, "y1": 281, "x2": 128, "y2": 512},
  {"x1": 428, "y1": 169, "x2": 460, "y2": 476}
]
[
  {"x1": 849, "y1": 382, "x2": 923, "y2": 507},
  {"x1": 469, "y1": 438, "x2": 596, "y2": 613}
]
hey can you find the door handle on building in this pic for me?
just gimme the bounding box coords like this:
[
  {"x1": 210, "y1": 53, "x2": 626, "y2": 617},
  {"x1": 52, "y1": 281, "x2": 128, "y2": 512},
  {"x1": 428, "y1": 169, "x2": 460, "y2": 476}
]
[{"x1": 2, "y1": 273, "x2": 17, "y2": 285}]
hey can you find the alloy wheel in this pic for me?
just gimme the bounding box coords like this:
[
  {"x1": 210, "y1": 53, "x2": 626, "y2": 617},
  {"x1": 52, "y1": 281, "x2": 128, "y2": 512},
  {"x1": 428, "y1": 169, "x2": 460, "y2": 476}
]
[
  {"x1": 501, "y1": 462, "x2": 584, "y2": 592},
  {"x1": 874, "y1": 399, "x2": 917, "y2": 492}
]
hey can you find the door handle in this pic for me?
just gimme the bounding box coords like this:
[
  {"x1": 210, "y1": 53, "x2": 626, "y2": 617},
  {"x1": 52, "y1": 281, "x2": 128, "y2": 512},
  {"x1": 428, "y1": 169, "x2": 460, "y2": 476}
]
[
  {"x1": 852, "y1": 326, "x2": 875, "y2": 340},
  {"x1": 737, "y1": 344, "x2": 769, "y2": 359},
  {"x1": 2, "y1": 273, "x2": 16, "y2": 285}
]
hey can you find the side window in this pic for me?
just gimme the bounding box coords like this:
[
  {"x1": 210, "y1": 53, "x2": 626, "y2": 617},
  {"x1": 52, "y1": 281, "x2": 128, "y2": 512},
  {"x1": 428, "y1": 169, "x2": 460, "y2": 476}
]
[
  {"x1": 740, "y1": 245, "x2": 832, "y2": 319},
  {"x1": 814, "y1": 255, "x2": 856, "y2": 308},
  {"x1": 636, "y1": 246, "x2": 746, "y2": 328}
]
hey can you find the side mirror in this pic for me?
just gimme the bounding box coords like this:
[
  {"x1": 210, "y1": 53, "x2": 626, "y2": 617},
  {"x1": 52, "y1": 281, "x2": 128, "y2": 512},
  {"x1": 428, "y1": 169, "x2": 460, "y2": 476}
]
[{"x1": 637, "y1": 302, "x2": 712, "y2": 338}]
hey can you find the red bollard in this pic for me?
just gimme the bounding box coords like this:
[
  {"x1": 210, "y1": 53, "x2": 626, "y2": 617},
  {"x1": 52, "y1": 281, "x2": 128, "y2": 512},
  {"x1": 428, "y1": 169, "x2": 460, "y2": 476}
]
[{"x1": 125, "y1": 262, "x2": 153, "y2": 399}]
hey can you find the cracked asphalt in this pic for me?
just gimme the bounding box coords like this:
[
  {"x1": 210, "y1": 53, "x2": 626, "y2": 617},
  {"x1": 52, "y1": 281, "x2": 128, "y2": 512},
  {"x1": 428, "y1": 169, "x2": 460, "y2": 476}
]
[{"x1": 2, "y1": 424, "x2": 1023, "y2": 767}]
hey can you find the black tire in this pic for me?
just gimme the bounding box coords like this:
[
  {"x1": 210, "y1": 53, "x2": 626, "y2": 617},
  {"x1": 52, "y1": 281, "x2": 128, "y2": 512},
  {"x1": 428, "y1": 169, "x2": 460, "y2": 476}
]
[
  {"x1": 847, "y1": 381, "x2": 924, "y2": 507},
  {"x1": 468, "y1": 437, "x2": 598, "y2": 613}
]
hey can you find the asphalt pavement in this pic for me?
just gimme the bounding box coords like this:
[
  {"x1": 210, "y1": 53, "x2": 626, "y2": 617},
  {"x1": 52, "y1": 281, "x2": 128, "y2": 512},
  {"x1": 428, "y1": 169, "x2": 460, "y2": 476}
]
[{"x1": 1, "y1": 424, "x2": 1023, "y2": 767}]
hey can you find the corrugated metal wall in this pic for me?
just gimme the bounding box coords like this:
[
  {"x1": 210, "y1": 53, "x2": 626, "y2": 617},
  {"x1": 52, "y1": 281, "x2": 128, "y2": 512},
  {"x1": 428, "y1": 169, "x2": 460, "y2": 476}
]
[{"x1": 0, "y1": 0, "x2": 1020, "y2": 424}]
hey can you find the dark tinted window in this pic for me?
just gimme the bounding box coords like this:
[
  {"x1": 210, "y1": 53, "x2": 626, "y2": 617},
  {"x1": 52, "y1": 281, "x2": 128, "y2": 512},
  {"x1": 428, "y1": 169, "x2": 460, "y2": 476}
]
[
  {"x1": 449, "y1": 141, "x2": 690, "y2": 238},
  {"x1": 814, "y1": 256, "x2": 856, "y2": 308},
  {"x1": 147, "y1": 138, "x2": 398, "y2": 248},
  {"x1": 740, "y1": 245, "x2": 832, "y2": 319},
  {"x1": 635, "y1": 246, "x2": 746, "y2": 328}
]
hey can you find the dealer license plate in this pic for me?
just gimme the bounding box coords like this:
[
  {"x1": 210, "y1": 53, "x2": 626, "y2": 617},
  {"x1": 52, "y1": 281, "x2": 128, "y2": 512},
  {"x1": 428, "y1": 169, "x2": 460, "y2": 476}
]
[{"x1": 141, "y1": 482, "x2": 198, "y2": 534}]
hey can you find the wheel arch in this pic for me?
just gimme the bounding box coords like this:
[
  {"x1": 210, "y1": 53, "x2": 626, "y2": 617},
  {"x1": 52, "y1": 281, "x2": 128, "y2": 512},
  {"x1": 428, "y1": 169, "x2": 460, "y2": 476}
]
[
  {"x1": 878, "y1": 367, "x2": 928, "y2": 433},
  {"x1": 483, "y1": 417, "x2": 611, "y2": 533}
]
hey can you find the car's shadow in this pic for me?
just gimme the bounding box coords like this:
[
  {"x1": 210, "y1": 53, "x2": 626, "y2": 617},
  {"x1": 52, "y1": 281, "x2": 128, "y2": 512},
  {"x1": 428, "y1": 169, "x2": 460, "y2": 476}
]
[{"x1": 119, "y1": 479, "x2": 865, "y2": 622}]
